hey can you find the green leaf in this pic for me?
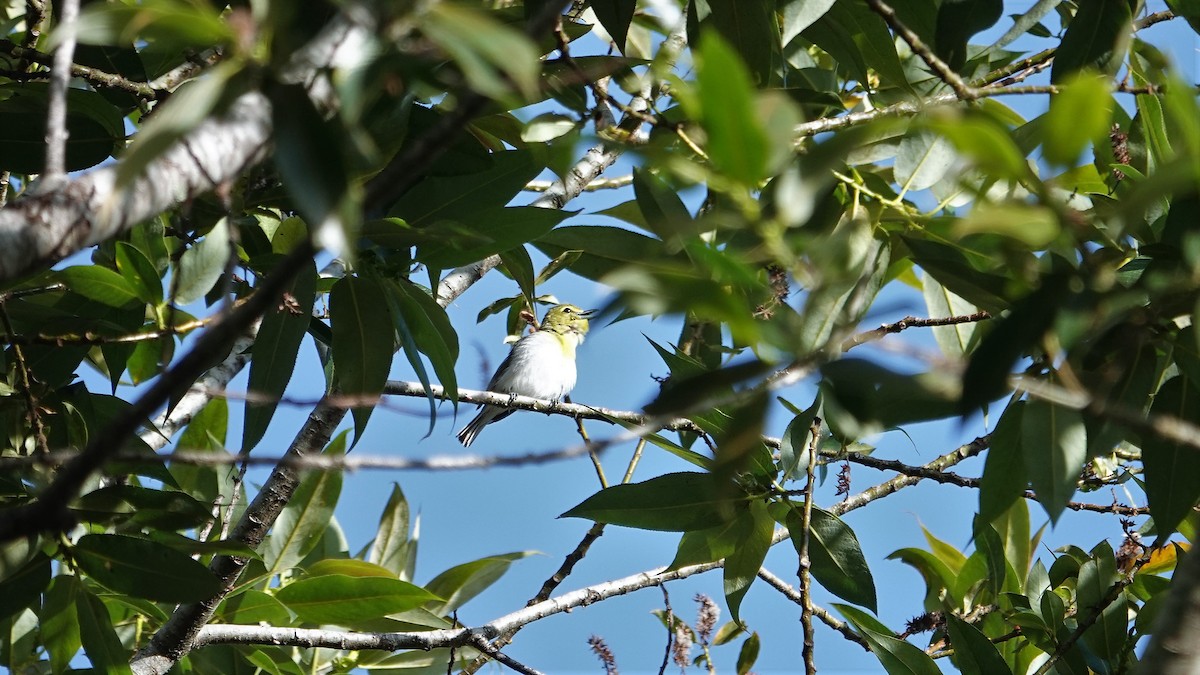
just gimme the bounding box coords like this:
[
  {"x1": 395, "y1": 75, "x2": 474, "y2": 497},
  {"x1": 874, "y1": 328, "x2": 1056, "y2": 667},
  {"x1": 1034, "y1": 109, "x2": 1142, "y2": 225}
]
[
  {"x1": 369, "y1": 484, "x2": 415, "y2": 578},
  {"x1": 895, "y1": 131, "x2": 956, "y2": 193},
  {"x1": 388, "y1": 150, "x2": 542, "y2": 225},
  {"x1": 737, "y1": 632, "x2": 761, "y2": 675},
  {"x1": 960, "y1": 273, "x2": 1070, "y2": 411},
  {"x1": 57, "y1": 265, "x2": 140, "y2": 308},
  {"x1": 560, "y1": 472, "x2": 741, "y2": 531},
  {"x1": 420, "y1": 4, "x2": 541, "y2": 100},
  {"x1": 1043, "y1": 73, "x2": 1114, "y2": 166},
  {"x1": 498, "y1": 246, "x2": 536, "y2": 301},
  {"x1": 533, "y1": 225, "x2": 677, "y2": 281},
  {"x1": 1142, "y1": 376, "x2": 1200, "y2": 541},
  {"x1": 778, "y1": 395, "x2": 821, "y2": 481},
  {"x1": 978, "y1": 401, "x2": 1027, "y2": 522},
  {"x1": 724, "y1": 501, "x2": 774, "y2": 623},
  {"x1": 787, "y1": 506, "x2": 878, "y2": 612},
  {"x1": 330, "y1": 276, "x2": 395, "y2": 442},
  {"x1": 821, "y1": 358, "x2": 959, "y2": 436},
  {"x1": 72, "y1": 534, "x2": 221, "y2": 603},
  {"x1": 415, "y1": 207, "x2": 571, "y2": 274},
  {"x1": 693, "y1": 32, "x2": 770, "y2": 185},
  {"x1": 1078, "y1": 541, "x2": 1126, "y2": 662},
  {"x1": 75, "y1": 588, "x2": 134, "y2": 675},
  {"x1": 218, "y1": 590, "x2": 292, "y2": 626},
  {"x1": 688, "y1": 0, "x2": 781, "y2": 84},
  {"x1": 0, "y1": 83, "x2": 124, "y2": 173},
  {"x1": 779, "y1": 0, "x2": 837, "y2": 45},
  {"x1": 243, "y1": 258, "x2": 316, "y2": 452},
  {"x1": 835, "y1": 604, "x2": 942, "y2": 675},
  {"x1": 1020, "y1": 399, "x2": 1086, "y2": 524},
  {"x1": 174, "y1": 218, "x2": 233, "y2": 306},
  {"x1": 668, "y1": 519, "x2": 742, "y2": 570},
  {"x1": 805, "y1": 2, "x2": 910, "y2": 92},
  {"x1": 269, "y1": 80, "x2": 355, "y2": 250},
  {"x1": 922, "y1": 273, "x2": 980, "y2": 359},
  {"x1": 944, "y1": 612, "x2": 1012, "y2": 675},
  {"x1": 388, "y1": 280, "x2": 459, "y2": 428},
  {"x1": 40, "y1": 575, "x2": 83, "y2": 674},
  {"x1": 262, "y1": 435, "x2": 345, "y2": 577},
  {"x1": 633, "y1": 168, "x2": 695, "y2": 244},
  {"x1": 424, "y1": 552, "x2": 535, "y2": 615},
  {"x1": 274, "y1": 575, "x2": 439, "y2": 626},
  {"x1": 1167, "y1": 0, "x2": 1200, "y2": 35},
  {"x1": 72, "y1": 0, "x2": 232, "y2": 48},
  {"x1": 0, "y1": 553, "x2": 50, "y2": 621},
  {"x1": 591, "y1": 0, "x2": 636, "y2": 52},
  {"x1": 115, "y1": 241, "x2": 164, "y2": 306},
  {"x1": 934, "y1": 0, "x2": 1002, "y2": 70},
  {"x1": 1051, "y1": 0, "x2": 1132, "y2": 82}
]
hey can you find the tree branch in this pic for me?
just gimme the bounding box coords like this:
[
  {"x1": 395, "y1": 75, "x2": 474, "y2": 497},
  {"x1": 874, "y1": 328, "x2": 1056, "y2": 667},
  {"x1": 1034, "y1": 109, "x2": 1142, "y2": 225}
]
[{"x1": 863, "y1": 0, "x2": 975, "y2": 100}]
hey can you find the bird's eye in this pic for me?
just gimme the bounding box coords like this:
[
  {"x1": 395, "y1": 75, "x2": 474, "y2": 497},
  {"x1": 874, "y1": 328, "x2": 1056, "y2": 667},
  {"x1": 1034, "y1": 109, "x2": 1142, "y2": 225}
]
[{"x1": 562, "y1": 307, "x2": 573, "y2": 314}]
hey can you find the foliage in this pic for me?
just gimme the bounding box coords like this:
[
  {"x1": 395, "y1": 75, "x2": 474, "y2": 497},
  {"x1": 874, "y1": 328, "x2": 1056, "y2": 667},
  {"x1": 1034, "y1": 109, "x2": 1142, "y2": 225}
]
[{"x1": 0, "y1": 0, "x2": 1198, "y2": 673}]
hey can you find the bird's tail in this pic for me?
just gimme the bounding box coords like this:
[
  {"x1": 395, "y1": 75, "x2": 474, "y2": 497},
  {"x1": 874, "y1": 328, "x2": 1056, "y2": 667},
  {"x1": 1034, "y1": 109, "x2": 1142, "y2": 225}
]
[{"x1": 455, "y1": 408, "x2": 493, "y2": 447}]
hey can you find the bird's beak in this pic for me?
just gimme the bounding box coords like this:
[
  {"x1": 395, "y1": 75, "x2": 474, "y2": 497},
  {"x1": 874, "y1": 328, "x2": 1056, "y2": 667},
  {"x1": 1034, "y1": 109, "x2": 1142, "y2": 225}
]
[{"x1": 580, "y1": 309, "x2": 597, "y2": 317}]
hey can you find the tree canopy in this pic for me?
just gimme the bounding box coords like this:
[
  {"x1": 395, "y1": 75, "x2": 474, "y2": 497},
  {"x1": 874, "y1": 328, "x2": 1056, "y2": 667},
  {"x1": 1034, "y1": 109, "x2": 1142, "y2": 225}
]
[{"x1": 1, "y1": 0, "x2": 1200, "y2": 673}]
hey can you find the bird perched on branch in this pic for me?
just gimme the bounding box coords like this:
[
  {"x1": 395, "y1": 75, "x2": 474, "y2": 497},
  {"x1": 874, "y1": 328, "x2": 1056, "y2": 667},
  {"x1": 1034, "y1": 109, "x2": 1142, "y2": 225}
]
[{"x1": 456, "y1": 303, "x2": 595, "y2": 447}]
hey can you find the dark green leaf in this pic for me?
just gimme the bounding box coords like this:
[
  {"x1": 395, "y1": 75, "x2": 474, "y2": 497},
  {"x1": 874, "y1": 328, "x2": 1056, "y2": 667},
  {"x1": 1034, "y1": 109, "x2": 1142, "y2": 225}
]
[
  {"x1": 498, "y1": 246, "x2": 536, "y2": 301},
  {"x1": 934, "y1": 0, "x2": 1002, "y2": 70},
  {"x1": 424, "y1": 552, "x2": 534, "y2": 615},
  {"x1": 243, "y1": 259, "x2": 316, "y2": 452},
  {"x1": 1078, "y1": 541, "x2": 1126, "y2": 662},
  {"x1": 533, "y1": 225, "x2": 677, "y2": 281},
  {"x1": 269, "y1": 80, "x2": 354, "y2": 249},
  {"x1": 175, "y1": 218, "x2": 233, "y2": 306},
  {"x1": 57, "y1": 265, "x2": 140, "y2": 308},
  {"x1": 0, "y1": 553, "x2": 50, "y2": 621},
  {"x1": 384, "y1": 280, "x2": 452, "y2": 436},
  {"x1": 1020, "y1": 399, "x2": 1086, "y2": 524},
  {"x1": 414, "y1": 206, "x2": 572, "y2": 272},
  {"x1": 693, "y1": 33, "x2": 770, "y2": 185},
  {"x1": 560, "y1": 472, "x2": 741, "y2": 531},
  {"x1": 979, "y1": 401, "x2": 1027, "y2": 522},
  {"x1": 805, "y1": 2, "x2": 910, "y2": 92},
  {"x1": 688, "y1": 0, "x2": 780, "y2": 84},
  {"x1": 633, "y1": 168, "x2": 694, "y2": 243},
  {"x1": 75, "y1": 588, "x2": 134, "y2": 675},
  {"x1": 218, "y1": 590, "x2": 292, "y2": 626},
  {"x1": 724, "y1": 501, "x2": 773, "y2": 623},
  {"x1": 1143, "y1": 376, "x2": 1200, "y2": 541},
  {"x1": 115, "y1": 241, "x2": 164, "y2": 306},
  {"x1": 779, "y1": 0, "x2": 837, "y2": 45},
  {"x1": 1051, "y1": 0, "x2": 1132, "y2": 82},
  {"x1": 1166, "y1": 0, "x2": 1200, "y2": 35},
  {"x1": 960, "y1": 273, "x2": 1070, "y2": 412},
  {"x1": 668, "y1": 519, "x2": 742, "y2": 570},
  {"x1": 369, "y1": 484, "x2": 414, "y2": 578},
  {"x1": 73, "y1": 534, "x2": 221, "y2": 603},
  {"x1": 835, "y1": 604, "x2": 942, "y2": 675},
  {"x1": 778, "y1": 395, "x2": 821, "y2": 481},
  {"x1": 737, "y1": 632, "x2": 761, "y2": 675},
  {"x1": 41, "y1": 575, "x2": 82, "y2": 674},
  {"x1": 274, "y1": 575, "x2": 439, "y2": 626},
  {"x1": 388, "y1": 150, "x2": 542, "y2": 225},
  {"x1": 0, "y1": 83, "x2": 124, "y2": 173},
  {"x1": 944, "y1": 611, "x2": 1012, "y2": 675},
  {"x1": 330, "y1": 276, "x2": 395, "y2": 442},
  {"x1": 1043, "y1": 73, "x2": 1113, "y2": 166},
  {"x1": 787, "y1": 506, "x2": 877, "y2": 612},
  {"x1": 591, "y1": 0, "x2": 636, "y2": 52}
]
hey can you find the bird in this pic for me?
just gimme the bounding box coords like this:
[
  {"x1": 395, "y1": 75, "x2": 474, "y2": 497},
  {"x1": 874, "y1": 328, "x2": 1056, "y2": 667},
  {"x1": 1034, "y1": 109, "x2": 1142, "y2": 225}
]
[{"x1": 456, "y1": 303, "x2": 595, "y2": 447}]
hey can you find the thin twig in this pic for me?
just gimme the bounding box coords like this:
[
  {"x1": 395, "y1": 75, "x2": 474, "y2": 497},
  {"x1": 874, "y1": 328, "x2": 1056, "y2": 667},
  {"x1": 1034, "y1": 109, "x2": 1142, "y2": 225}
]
[
  {"x1": 757, "y1": 568, "x2": 869, "y2": 650},
  {"x1": 863, "y1": 0, "x2": 976, "y2": 100},
  {"x1": 842, "y1": 312, "x2": 992, "y2": 350},
  {"x1": 43, "y1": 0, "x2": 81, "y2": 181},
  {"x1": 798, "y1": 419, "x2": 821, "y2": 674},
  {"x1": 0, "y1": 303, "x2": 49, "y2": 455}
]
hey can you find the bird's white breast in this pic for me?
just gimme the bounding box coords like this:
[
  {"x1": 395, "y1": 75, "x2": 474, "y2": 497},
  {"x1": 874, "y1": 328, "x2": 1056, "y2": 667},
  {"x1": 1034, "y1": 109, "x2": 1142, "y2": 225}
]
[{"x1": 494, "y1": 330, "x2": 579, "y2": 401}]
